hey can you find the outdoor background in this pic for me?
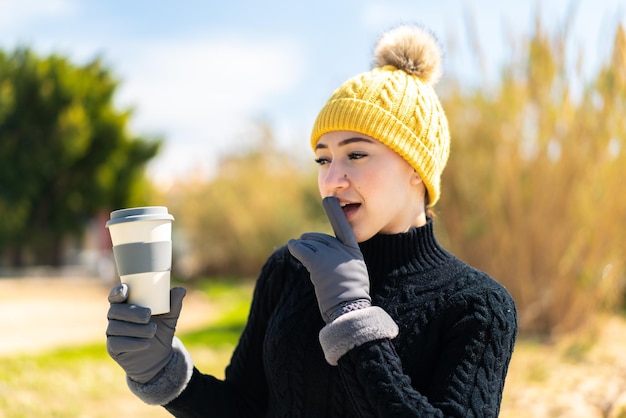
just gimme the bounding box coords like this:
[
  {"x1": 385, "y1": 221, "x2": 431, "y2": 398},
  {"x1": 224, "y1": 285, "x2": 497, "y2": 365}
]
[{"x1": 1, "y1": 1, "x2": 626, "y2": 417}]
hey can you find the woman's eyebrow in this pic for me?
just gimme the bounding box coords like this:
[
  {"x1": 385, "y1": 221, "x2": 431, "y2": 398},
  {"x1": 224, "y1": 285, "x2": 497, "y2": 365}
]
[{"x1": 315, "y1": 137, "x2": 375, "y2": 150}]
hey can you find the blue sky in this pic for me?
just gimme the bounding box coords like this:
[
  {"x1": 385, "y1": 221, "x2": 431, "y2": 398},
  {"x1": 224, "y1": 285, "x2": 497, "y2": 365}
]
[{"x1": 1, "y1": 0, "x2": 624, "y2": 187}]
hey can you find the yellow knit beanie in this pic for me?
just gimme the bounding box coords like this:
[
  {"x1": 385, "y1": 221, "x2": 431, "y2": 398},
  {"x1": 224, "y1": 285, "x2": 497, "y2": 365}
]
[{"x1": 311, "y1": 24, "x2": 450, "y2": 207}]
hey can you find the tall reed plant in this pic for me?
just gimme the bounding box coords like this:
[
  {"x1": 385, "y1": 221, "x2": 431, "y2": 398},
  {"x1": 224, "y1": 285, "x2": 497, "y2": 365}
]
[{"x1": 439, "y1": 20, "x2": 626, "y2": 336}]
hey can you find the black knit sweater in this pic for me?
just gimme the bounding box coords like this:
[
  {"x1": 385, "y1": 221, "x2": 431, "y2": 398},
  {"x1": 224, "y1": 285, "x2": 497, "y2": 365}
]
[{"x1": 159, "y1": 220, "x2": 517, "y2": 417}]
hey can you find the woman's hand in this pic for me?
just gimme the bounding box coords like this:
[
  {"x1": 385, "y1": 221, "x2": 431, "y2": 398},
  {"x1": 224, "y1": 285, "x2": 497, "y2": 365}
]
[
  {"x1": 288, "y1": 196, "x2": 371, "y2": 322},
  {"x1": 106, "y1": 284, "x2": 186, "y2": 383}
]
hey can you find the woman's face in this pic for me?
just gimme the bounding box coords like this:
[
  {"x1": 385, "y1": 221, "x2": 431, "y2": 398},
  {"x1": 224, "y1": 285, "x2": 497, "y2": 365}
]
[{"x1": 315, "y1": 130, "x2": 426, "y2": 242}]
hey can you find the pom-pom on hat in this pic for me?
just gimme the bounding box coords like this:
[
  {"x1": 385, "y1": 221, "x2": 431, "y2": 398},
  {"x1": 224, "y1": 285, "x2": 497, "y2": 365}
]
[{"x1": 311, "y1": 24, "x2": 450, "y2": 207}]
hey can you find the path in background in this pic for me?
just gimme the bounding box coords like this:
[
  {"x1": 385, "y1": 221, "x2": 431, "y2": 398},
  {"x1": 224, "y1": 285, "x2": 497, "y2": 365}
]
[{"x1": 0, "y1": 276, "x2": 213, "y2": 356}]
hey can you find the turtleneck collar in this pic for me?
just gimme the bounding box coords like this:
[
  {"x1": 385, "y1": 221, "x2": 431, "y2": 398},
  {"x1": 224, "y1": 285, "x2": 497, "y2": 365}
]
[{"x1": 358, "y1": 218, "x2": 451, "y2": 277}]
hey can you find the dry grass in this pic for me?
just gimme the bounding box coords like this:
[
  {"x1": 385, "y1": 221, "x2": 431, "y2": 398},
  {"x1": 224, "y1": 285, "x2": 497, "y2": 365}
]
[
  {"x1": 501, "y1": 314, "x2": 626, "y2": 418},
  {"x1": 5, "y1": 315, "x2": 626, "y2": 417},
  {"x1": 0, "y1": 342, "x2": 234, "y2": 418},
  {"x1": 0, "y1": 277, "x2": 246, "y2": 418},
  {"x1": 3, "y1": 277, "x2": 626, "y2": 417},
  {"x1": 439, "y1": 20, "x2": 626, "y2": 336}
]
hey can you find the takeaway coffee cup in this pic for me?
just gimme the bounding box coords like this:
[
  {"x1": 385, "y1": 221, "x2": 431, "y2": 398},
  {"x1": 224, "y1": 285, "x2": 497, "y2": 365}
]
[{"x1": 106, "y1": 206, "x2": 174, "y2": 315}]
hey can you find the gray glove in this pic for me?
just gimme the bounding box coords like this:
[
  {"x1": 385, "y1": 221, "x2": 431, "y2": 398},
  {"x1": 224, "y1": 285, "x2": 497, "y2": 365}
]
[
  {"x1": 288, "y1": 196, "x2": 370, "y2": 322},
  {"x1": 106, "y1": 284, "x2": 186, "y2": 383}
]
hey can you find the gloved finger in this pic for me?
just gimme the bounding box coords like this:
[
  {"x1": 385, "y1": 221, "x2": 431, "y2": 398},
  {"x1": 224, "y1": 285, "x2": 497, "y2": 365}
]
[
  {"x1": 323, "y1": 196, "x2": 358, "y2": 248},
  {"x1": 108, "y1": 283, "x2": 129, "y2": 304},
  {"x1": 298, "y1": 232, "x2": 335, "y2": 246},
  {"x1": 287, "y1": 239, "x2": 316, "y2": 260},
  {"x1": 107, "y1": 303, "x2": 152, "y2": 323},
  {"x1": 106, "y1": 336, "x2": 151, "y2": 354},
  {"x1": 106, "y1": 319, "x2": 157, "y2": 338},
  {"x1": 158, "y1": 287, "x2": 186, "y2": 319}
]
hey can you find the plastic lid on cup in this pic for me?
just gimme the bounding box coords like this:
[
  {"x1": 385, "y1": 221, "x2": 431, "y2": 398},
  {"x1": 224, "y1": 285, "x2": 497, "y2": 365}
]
[{"x1": 106, "y1": 206, "x2": 174, "y2": 228}]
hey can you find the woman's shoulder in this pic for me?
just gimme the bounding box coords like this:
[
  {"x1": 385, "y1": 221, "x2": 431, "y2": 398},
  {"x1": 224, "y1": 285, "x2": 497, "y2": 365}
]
[
  {"x1": 441, "y1": 254, "x2": 509, "y2": 292},
  {"x1": 453, "y1": 268, "x2": 517, "y2": 336},
  {"x1": 255, "y1": 244, "x2": 308, "y2": 287},
  {"x1": 248, "y1": 244, "x2": 309, "y2": 307},
  {"x1": 263, "y1": 244, "x2": 303, "y2": 271},
  {"x1": 438, "y1": 257, "x2": 517, "y2": 317}
]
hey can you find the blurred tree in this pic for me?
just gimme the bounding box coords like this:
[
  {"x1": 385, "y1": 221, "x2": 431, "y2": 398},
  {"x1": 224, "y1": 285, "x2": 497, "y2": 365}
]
[
  {"x1": 0, "y1": 47, "x2": 160, "y2": 267},
  {"x1": 167, "y1": 122, "x2": 325, "y2": 278}
]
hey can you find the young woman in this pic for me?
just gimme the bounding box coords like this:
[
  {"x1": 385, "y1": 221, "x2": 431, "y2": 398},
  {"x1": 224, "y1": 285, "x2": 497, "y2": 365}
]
[{"x1": 106, "y1": 24, "x2": 517, "y2": 417}]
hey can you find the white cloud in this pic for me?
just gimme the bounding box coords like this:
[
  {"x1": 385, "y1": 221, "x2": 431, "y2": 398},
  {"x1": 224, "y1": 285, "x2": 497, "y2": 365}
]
[
  {"x1": 110, "y1": 36, "x2": 306, "y2": 184},
  {"x1": 116, "y1": 37, "x2": 302, "y2": 134}
]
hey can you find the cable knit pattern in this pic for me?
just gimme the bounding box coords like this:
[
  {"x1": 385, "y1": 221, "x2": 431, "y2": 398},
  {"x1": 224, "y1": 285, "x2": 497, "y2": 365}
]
[{"x1": 160, "y1": 220, "x2": 517, "y2": 417}]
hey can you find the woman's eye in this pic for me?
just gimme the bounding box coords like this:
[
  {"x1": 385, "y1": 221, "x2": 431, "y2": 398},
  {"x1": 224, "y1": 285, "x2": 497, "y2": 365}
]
[
  {"x1": 314, "y1": 157, "x2": 330, "y2": 166},
  {"x1": 348, "y1": 152, "x2": 367, "y2": 160}
]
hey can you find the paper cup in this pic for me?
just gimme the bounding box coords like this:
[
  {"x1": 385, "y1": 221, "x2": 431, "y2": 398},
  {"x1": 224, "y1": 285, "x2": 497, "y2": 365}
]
[{"x1": 106, "y1": 206, "x2": 174, "y2": 315}]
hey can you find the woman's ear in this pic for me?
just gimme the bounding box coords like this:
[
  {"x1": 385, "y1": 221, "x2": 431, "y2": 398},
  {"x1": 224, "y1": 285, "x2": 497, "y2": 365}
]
[{"x1": 411, "y1": 171, "x2": 423, "y2": 186}]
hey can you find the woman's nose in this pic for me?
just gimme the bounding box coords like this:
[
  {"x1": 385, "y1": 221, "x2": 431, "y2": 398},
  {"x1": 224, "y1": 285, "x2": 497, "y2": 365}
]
[{"x1": 320, "y1": 161, "x2": 349, "y2": 193}]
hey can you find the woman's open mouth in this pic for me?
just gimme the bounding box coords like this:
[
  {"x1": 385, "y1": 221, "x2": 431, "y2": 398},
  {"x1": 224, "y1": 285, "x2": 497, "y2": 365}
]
[{"x1": 340, "y1": 202, "x2": 360, "y2": 218}]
